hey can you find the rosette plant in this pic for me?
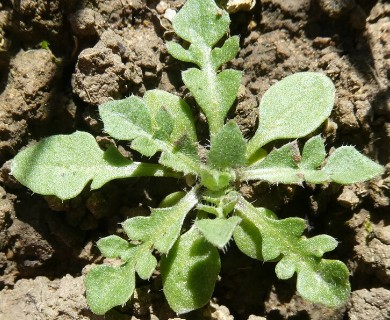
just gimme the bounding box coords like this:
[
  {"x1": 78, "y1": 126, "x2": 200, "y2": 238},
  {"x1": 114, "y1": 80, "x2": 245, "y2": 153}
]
[{"x1": 11, "y1": 0, "x2": 383, "y2": 315}]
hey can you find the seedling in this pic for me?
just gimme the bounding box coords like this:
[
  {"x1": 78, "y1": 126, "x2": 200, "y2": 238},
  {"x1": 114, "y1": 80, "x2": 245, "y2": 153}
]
[{"x1": 11, "y1": 0, "x2": 383, "y2": 315}]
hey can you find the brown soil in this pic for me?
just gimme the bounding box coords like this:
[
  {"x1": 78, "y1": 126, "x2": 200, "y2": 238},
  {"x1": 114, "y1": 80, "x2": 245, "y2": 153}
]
[{"x1": 0, "y1": 0, "x2": 389, "y2": 319}]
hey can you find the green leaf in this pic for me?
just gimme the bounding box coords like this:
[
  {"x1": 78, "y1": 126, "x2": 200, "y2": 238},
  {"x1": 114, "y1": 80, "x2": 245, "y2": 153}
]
[
  {"x1": 211, "y1": 36, "x2": 240, "y2": 70},
  {"x1": 99, "y1": 96, "x2": 152, "y2": 140},
  {"x1": 183, "y1": 68, "x2": 242, "y2": 136},
  {"x1": 122, "y1": 189, "x2": 198, "y2": 254},
  {"x1": 239, "y1": 141, "x2": 384, "y2": 185},
  {"x1": 195, "y1": 216, "x2": 242, "y2": 249},
  {"x1": 296, "y1": 259, "x2": 350, "y2": 307},
  {"x1": 85, "y1": 262, "x2": 135, "y2": 315},
  {"x1": 172, "y1": 0, "x2": 230, "y2": 47},
  {"x1": 323, "y1": 146, "x2": 384, "y2": 184},
  {"x1": 100, "y1": 92, "x2": 204, "y2": 175},
  {"x1": 300, "y1": 135, "x2": 326, "y2": 169},
  {"x1": 11, "y1": 132, "x2": 175, "y2": 200},
  {"x1": 166, "y1": 42, "x2": 198, "y2": 65},
  {"x1": 153, "y1": 106, "x2": 174, "y2": 141},
  {"x1": 238, "y1": 142, "x2": 318, "y2": 184},
  {"x1": 161, "y1": 228, "x2": 221, "y2": 314},
  {"x1": 135, "y1": 251, "x2": 157, "y2": 280},
  {"x1": 234, "y1": 197, "x2": 350, "y2": 307},
  {"x1": 144, "y1": 90, "x2": 198, "y2": 143},
  {"x1": 208, "y1": 121, "x2": 246, "y2": 168},
  {"x1": 247, "y1": 72, "x2": 335, "y2": 157},
  {"x1": 97, "y1": 235, "x2": 134, "y2": 260},
  {"x1": 233, "y1": 207, "x2": 276, "y2": 260}
]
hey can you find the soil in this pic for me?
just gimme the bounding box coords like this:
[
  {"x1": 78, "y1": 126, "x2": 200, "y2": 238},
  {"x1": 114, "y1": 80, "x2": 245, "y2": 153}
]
[{"x1": 0, "y1": 0, "x2": 389, "y2": 319}]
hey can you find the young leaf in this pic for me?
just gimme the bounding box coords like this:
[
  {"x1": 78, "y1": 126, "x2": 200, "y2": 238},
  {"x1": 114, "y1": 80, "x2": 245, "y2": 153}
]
[
  {"x1": 234, "y1": 197, "x2": 350, "y2": 307},
  {"x1": 247, "y1": 72, "x2": 335, "y2": 157},
  {"x1": 144, "y1": 90, "x2": 198, "y2": 143},
  {"x1": 85, "y1": 262, "x2": 135, "y2": 315},
  {"x1": 160, "y1": 228, "x2": 221, "y2": 314},
  {"x1": 172, "y1": 0, "x2": 230, "y2": 47},
  {"x1": 300, "y1": 135, "x2": 326, "y2": 169},
  {"x1": 183, "y1": 68, "x2": 242, "y2": 135},
  {"x1": 208, "y1": 121, "x2": 247, "y2": 168},
  {"x1": 323, "y1": 146, "x2": 384, "y2": 183},
  {"x1": 195, "y1": 216, "x2": 242, "y2": 249},
  {"x1": 122, "y1": 189, "x2": 198, "y2": 254},
  {"x1": 11, "y1": 132, "x2": 175, "y2": 200},
  {"x1": 168, "y1": 0, "x2": 242, "y2": 136}
]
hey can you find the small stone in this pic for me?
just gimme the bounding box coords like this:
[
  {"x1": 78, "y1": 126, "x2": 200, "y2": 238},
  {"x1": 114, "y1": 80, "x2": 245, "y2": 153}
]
[
  {"x1": 156, "y1": 1, "x2": 168, "y2": 14},
  {"x1": 337, "y1": 187, "x2": 360, "y2": 208},
  {"x1": 164, "y1": 8, "x2": 176, "y2": 22}
]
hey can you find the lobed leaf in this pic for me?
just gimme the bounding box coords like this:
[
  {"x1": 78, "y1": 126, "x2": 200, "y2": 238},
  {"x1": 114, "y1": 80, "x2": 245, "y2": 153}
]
[
  {"x1": 85, "y1": 262, "x2": 135, "y2": 315},
  {"x1": 11, "y1": 132, "x2": 175, "y2": 200},
  {"x1": 234, "y1": 197, "x2": 350, "y2": 307},
  {"x1": 99, "y1": 96, "x2": 152, "y2": 141},
  {"x1": 144, "y1": 90, "x2": 197, "y2": 143},
  {"x1": 100, "y1": 92, "x2": 204, "y2": 176},
  {"x1": 122, "y1": 189, "x2": 198, "y2": 254},
  {"x1": 238, "y1": 140, "x2": 383, "y2": 185},
  {"x1": 183, "y1": 68, "x2": 242, "y2": 135},
  {"x1": 211, "y1": 36, "x2": 240, "y2": 70},
  {"x1": 247, "y1": 72, "x2": 335, "y2": 158},
  {"x1": 160, "y1": 228, "x2": 221, "y2": 314},
  {"x1": 166, "y1": 42, "x2": 199, "y2": 65}
]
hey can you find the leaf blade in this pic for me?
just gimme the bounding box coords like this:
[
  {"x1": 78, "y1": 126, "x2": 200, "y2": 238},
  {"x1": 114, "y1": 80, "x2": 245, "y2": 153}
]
[
  {"x1": 247, "y1": 72, "x2": 335, "y2": 157},
  {"x1": 161, "y1": 228, "x2": 221, "y2": 314},
  {"x1": 85, "y1": 263, "x2": 135, "y2": 315}
]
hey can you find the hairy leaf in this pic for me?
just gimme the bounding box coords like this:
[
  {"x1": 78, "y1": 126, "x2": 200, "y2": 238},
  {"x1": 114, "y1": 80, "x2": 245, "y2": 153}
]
[
  {"x1": 211, "y1": 36, "x2": 240, "y2": 70},
  {"x1": 195, "y1": 216, "x2": 242, "y2": 248},
  {"x1": 300, "y1": 135, "x2": 326, "y2": 169},
  {"x1": 144, "y1": 90, "x2": 198, "y2": 143},
  {"x1": 239, "y1": 141, "x2": 383, "y2": 185},
  {"x1": 97, "y1": 235, "x2": 135, "y2": 260},
  {"x1": 208, "y1": 121, "x2": 246, "y2": 168},
  {"x1": 183, "y1": 68, "x2": 242, "y2": 135},
  {"x1": 172, "y1": 0, "x2": 230, "y2": 47},
  {"x1": 234, "y1": 197, "x2": 350, "y2": 307},
  {"x1": 161, "y1": 228, "x2": 221, "y2": 314},
  {"x1": 247, "y1": 72, "x2": 335, "y2": 157},
  {"x1": 135, "y1": 251, "x2": 157, "y2": 280},
  {"x1": 323, "y1": 146, "x2": 384, "y2": 183},
  {"x1": 100, "y1": 93, "x2": 204, "y2": 175},
  {"x1": 85, "y1": 262, "x2": 135, "y2": 315},
  {"x1": 11, "y1": 132, "x2": 175, "y2": 200},
  {"x1": 99, "y1": 96, "x2": 152, "y2": 140},
  {"x1": 122, "y1": 189, "x2": 198, "y2": 254},
  {"x1": 166, "y1": 42, "x2": 198, "y2": 65}
]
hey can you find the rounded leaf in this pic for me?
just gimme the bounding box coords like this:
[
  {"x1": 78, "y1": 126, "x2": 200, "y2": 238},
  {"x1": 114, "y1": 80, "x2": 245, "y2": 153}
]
[
  {"x1": 85, "y1": 263, "x2": 135, "y2": 315},
  {"x1": 247, "y1": 72, "x2": 335, "y2": 156},
  {"x1": 161, "y1": 228, "x2": 220, "y2": 314},
  {"x1": 172, "y1": 0, "x2": 230, "y2": 46}
]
